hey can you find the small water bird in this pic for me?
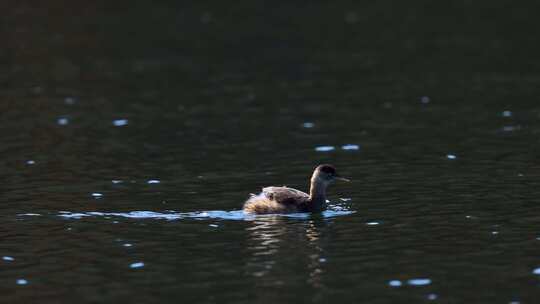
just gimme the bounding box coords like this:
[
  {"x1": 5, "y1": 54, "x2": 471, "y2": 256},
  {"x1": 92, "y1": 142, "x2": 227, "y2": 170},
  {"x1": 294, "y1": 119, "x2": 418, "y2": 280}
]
[{"x1": 243, "y1": 164, "x2": 350, "y2": 214}]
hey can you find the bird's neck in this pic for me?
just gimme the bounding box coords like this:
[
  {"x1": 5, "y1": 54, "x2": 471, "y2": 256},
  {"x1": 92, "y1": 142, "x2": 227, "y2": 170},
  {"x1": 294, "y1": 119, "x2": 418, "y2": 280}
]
[{"x1": 309, "y1": 178, "x2": 327, "y2": 209}]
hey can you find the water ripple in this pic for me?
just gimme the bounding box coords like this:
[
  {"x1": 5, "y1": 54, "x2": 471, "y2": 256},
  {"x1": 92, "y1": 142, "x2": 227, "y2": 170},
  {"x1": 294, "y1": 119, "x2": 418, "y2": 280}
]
[{"x1": 48, "y1": 208, "x2": 355, "y2": 221}]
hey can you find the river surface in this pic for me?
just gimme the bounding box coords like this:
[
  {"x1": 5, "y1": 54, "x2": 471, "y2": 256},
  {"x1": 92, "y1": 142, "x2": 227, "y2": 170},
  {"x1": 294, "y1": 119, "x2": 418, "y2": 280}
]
[{"x1": 2, "y1": 2, "x2": 540, "y2": 303}]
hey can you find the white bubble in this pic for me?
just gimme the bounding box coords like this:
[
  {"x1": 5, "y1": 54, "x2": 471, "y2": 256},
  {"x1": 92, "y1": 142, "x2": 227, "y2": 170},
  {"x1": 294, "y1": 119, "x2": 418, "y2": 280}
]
[
  {"x1": 130, "y1": 262, "x2": 145, "y2": 269},
  {"x1": 16, "y1": 279, "x2": 28, "y2": 285},
  {"x1": 366, "y1": 222, "x2": 380, "y2": 226},
  {"x1": 315, "y1": 146, "x2": 335, "y2": 152},
  {"x1": 502, "y1": 110, "x2": 512, "y2": 117},
  {"x1": 209, "y1": 224, "x2": 219, "y2": 228},
  {"x1": 26, "y1": 160, "x2": 35, "y2": 165},
  {"x1": 64, "y1": 97, "x2": 76, "y2": 105},
  {"x1": 147, "y1": 180, "x2": 160, "y2": 184},
  {"x1": 532, "y1": 267, "x2": 540, "y2": 274},
  {"x1": 113, "y1": 119, "x2": 128, "y2": 127},
  {"x1": 91, "y1": 193, "x2": 103, "y2": 199},
  {"x1": 388, "y1": 280, "x2": 402, "y2": 287},
  {"x1": 447, "y1": 154, "x2": 457, "y2": 160},
  {"x1": 123, "y1": 243, "x2": 133, "y2": 247},
  {"x1": 408, "y1": 278, "x2": 432, "y2": 286},
  {"x1": 3, "y1": 256, "x2": 14, "y2": 261},
  {"x1": 20, "y1": 213, "x2": 41, "y2": 217},
  {"x1": 427, "y1": 293, "x2": 438, "y2": 300},
  {"x1": 57, "y1": 117, "x2": 69, "y2": 125},
  {"x1": 111, "y1": 180, "x2": 123, "y2": 184},
  {"x1": 420, "y1": 96, "x2": 431, "y2": 104},
  {"x1": 302, "y1": 122, "x2": 315, "y2": 128},
  {"x1": 342, "y1": 144, "x2": 360, "y2": 150}
]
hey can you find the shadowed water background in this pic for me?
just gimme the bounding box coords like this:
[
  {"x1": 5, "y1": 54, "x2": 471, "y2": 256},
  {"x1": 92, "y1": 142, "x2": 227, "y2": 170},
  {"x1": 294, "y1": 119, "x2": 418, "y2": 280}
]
[{"x1": 2, "y1": 1, "x2": 540, "y2": 303}]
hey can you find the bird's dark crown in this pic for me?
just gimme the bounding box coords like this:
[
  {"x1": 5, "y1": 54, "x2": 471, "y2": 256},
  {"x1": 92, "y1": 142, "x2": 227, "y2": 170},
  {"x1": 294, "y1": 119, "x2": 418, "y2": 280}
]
[{"x1": 317, "y1": 164, "x2": 336, "y2": 175}]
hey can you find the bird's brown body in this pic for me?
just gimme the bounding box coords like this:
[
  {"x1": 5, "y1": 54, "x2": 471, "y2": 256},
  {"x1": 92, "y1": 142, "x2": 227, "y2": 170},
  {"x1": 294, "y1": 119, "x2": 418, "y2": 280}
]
[
  {"x1": 243, "y1": 186, "x2": 312, "y2": 213},
  {"x1": 243, "y1": 165, "x2": 349, "y2": 214}
]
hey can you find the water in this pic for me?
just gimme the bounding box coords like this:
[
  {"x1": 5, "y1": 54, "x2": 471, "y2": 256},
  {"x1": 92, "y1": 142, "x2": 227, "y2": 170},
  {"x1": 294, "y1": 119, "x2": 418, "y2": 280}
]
[{"x1": 3, "y1": 1, "x2": 540, "y2": 303}]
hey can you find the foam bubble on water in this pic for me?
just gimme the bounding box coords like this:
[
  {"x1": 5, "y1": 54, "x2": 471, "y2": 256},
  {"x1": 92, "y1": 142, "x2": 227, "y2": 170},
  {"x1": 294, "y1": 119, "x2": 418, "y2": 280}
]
[
  {"x1": 113, "y1": 119, "x2": 128, "y2": 127},
  {"x1": 502, "y1": 110, "x2": 512, "y2": 117},
  {"x1": 3, "y1": 256, "x2": 15, "y2": 261},
  {"x1": 407, "y1": 278, "x2": 432, "y2": 286},
  {"x1": 130, "y1": 262, "x2": 144, "y2": 269},
  {"x1": 91, "y1": 193, "x2": 103, "y2": 199},
  {"x1": 532, "y1": 267, "x2": 540, "y2": 275},
  {"x1": 147, "y1": 180, "x2": 160, "y2": 184},
  {"x1": 447, "y1": 154, "x2": 457, "y2": 160},
  {"x1": 123, "y1": 243, "x2": 133, "y2": 247},
  {"x1": 19, "y1": 213, "x2": 41, "y2": 217},
  {"x1": 420, "y1": 96, "x2": 431, "y2": 104},
  {"x1": 111, "y1": 180, "x2": 123, "y2": 184},
  {"x1": 388, "y1": 280, "x2": 402, "y2": 287},
  {"x1": 26, "y1": 160, "x2": 35, "y2": 165},
  {"x1": 366, "y1": 222, "x2": 380, "y2": 226},
  {"x1": 427, "y1": 294, "x2": 438, "y2": 300},
  {"x1": 341, "y1": 144, "x2": 360, "y2": 151},
  {"x1": 302, "y1": 122, "x2": 315, "y2": 128},
  {"x1": 315, "y1": 146, "x2": 335, "y2": 152},
  {"x1": 16, "y1": 279, "x2": 28, "y2": 285},
  {"x1": 209, "y1": 224, "x2": 219, "y2": 228},
  {"x1": 57, "y1": 117, "x2": 69, "y2": 125}
]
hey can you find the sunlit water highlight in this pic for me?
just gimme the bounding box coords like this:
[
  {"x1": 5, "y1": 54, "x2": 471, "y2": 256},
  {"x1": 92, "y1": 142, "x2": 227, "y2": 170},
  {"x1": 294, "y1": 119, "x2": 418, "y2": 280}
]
[{"x1": 53, "y1": 207, "x2": 355, "y2": 221}]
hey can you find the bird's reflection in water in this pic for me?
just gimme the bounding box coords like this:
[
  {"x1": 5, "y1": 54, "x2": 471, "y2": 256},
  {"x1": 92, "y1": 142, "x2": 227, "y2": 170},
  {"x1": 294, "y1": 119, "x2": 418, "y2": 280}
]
[{"x1": 245, "y1": 215, "x2": 331, "y2": 300}]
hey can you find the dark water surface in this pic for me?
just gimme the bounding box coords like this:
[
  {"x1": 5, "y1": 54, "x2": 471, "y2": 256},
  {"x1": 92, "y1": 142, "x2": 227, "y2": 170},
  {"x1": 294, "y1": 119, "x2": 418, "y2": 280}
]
[{"x1": 3, "y1": 2, "x2": 540, "y2": 303}]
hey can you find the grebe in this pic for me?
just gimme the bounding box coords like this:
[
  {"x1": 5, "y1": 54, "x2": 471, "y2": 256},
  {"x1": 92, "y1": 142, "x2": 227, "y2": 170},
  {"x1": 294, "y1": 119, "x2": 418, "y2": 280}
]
[{"x1": 243, "y1": 164, "x2": 350, "y2": 214}]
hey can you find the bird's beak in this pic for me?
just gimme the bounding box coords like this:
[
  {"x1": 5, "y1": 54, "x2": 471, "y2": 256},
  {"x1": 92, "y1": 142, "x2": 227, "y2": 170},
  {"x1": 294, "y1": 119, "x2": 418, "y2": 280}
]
[{"x1": 335, "y1": 176, "x2": 351, "y2": 182}]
